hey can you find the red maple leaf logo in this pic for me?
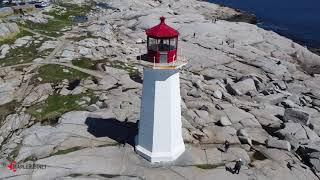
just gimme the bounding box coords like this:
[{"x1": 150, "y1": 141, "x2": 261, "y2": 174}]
[{"x1": 7, "y1": 160, "x2": 16, "y2": 173}]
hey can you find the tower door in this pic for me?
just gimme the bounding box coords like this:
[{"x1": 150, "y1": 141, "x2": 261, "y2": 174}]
[{"x1": 160, "y1": 52, "x2": 167, "y2": 63}]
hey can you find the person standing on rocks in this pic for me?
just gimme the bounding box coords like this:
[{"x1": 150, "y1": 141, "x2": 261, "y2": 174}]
[
  {"x1": 224, "y1": 140, "x2": 230, "y2": 152},
  {"x1": 233, "y1": 159, "x2": 243, "y2": 174}
]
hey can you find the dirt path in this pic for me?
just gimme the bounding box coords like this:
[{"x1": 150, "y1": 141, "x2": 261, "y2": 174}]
[{"x1": 20, "y1": 27, "x2": 57, "y2": 40}]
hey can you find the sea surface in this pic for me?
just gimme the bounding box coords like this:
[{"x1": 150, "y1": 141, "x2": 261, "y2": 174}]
[{"x1": 209, "y1": 0, "x2": 320, "y2": 48}]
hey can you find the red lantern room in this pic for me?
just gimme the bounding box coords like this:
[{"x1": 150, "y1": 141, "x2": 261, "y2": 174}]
[{"x1": 146, "y1": 17, "x2": 179, "y2": 64}]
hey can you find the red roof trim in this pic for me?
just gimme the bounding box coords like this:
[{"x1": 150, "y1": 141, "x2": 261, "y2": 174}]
[{"x1": 146, "y1": 17, "x2": 179, "y2": 38}]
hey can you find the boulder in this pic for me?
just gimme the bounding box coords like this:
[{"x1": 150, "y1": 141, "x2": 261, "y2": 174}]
[
  {"x1": 0, "y1": 44, "x2": 10, "y2": 59},
  {"x1": 219, "y1": 116, "x2": 232, "y2": 126},
  {"x1": 202, "y1": 125, "x2": 240, "y2": 144},
  {"x1": 37, "y1": 41, "x2": 58, "y2": 52},
  {"x1": 98, "y1": 76, "x2": 118, "y2": 90},
  {"x1": 187, "y1": 88, "x2": 201, "y2": 98},
  {"x1": 212, "y1": 89, "x2": 223, "y2": 99},
  {"x1": 70, "y1": 86, "x2": 85, "y2": 95},
  {"x1": 237, "y1": 129, "x2": 252, "y2": 145},
  {"x1": 22, "y1": 13, "x2": 48, "y2": 24},
  {"x1": 277, "y1": 123, "x2": 320, "y2": 146},
  {"x1": 284, "y1": 108, "x2": 310, "y2": 125},
  {"x1": 86, "y1": 104, "x2": 100, "y2": 112},
  {"x1": 0, "y1": 113, "x2": 31, "y2": 139},
  {"x1": 244, "y1": 128, "x2": 269, "y2": 145},
  {"x1": 0, "y1": 7, "x2": 14, "y2": 17},
  {"x1": 204, "y1": 147, "x2": 251, "y2": 164},
  {"x1": 255, "y1": 93, "x2": 289, "y2": 105},
  {"x1": 239, "y1": 118, "x2": 261, "y2": 128},
  {"x1": 309, "y1": 152, "x2": 320, "y2": 172},
  {"x1": 22, "y1": 83, "x2": 53, "y2": 107},
  {"x1": 182, "y1": 128, "x2": 195, "y2": 143},
  {"x1": 13, "y1": 36, "x2": 33, "y2": 47},
  {"x1": 222, "y1": 104, "x2": 256, "y2": 123},
  {"x1": 0, "y1": 91, "x2": 14, "y2": 106},
  {"x1": 59, "y1": 87, "x2": 71, "y2": 96},
  {"x1": 295, "y1": 47, "x2": 320, "y2": 74},
  {"x1": 312, "y1": 99, "x2": 320, "y2": 108},
  {"x1": 87, "y1": 24, "x2": 113, "y2": 38},
  {"x1": 0, "y1": 23, "x2": 19, "y2": 39},
  {"x1": 266, "y1": 137, "x2": 291, "y2": 151},
  {"x1": 281, "y1": 99, "x2": 297, "y2": 108},
  {"x1": 237, "y1": 129, "x2": 249, "y2": 137},
  {"x1": 273, "y1": 80, "x2": 287, "y2": 90},
  {"x1": 226, "y1": 78, "x2": 256, "y2": 96},
  {"x1": 194, "y1": 110, "x2": 210, "y2": 123},
  {"x1": 277, "y1": 123, "x2": 306, "y2": 140},
  {"x1": 249, "y1": 104, "x2": 284, "y2": 129},
  {"x1": 238, "y1": 136, "x2": 252, "y2": 146}
]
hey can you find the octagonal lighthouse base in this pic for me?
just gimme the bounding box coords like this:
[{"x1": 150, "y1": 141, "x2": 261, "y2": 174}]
[{"x1": 135, "y1": 67, "x2": 185, "y2": 163}]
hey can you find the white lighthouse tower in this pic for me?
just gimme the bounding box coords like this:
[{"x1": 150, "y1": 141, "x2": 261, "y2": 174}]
[{"x1": 135, "y1": 17, "x2": 187, "y2": 163}]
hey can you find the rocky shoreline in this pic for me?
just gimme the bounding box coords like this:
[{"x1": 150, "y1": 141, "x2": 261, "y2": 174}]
[
  {"x1": 207, "y1": 1, "x2": 320, "y2": 60},
  {"x1": 310, "y1": 48, "x2": 320, "y2": 56},
  {"x1": 0, "y1": 0, "x2": 320, "y2": 179},
  {"x1": 220, "y1": 7, "x2": 257, "y2": 24}
]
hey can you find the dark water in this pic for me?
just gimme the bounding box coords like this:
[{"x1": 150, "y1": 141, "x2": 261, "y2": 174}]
[{"x1": 209, "y1": 0, "x2": 320, "y2": 48}]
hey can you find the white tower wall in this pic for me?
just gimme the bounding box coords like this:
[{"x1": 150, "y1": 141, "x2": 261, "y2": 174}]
[{"x1": 136, "y1": 68, "x2": 185, "y2": 163}]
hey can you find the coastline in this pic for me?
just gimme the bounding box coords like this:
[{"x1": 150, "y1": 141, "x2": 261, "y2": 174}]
[
  {"x1": 221, "y1": 8, "x2": 257, "y2": 24},
  {"x1": 207, "y1": 0, "x2": 320, "y2": 56},
  {"x1": 310, "y1": 48, "x2": 320, "y2": 56}
]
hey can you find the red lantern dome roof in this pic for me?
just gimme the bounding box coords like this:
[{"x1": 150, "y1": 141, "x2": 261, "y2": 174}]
[{"x1": 146, "y1": 17, "x2": 179, "y2": 39}]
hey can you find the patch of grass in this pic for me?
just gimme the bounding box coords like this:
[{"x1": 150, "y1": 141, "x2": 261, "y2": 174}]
[
  {"x1": 22, "y1": 20, "x2": 65, "y2": 37},
  {"x1": 52, "y1": 146, "x2": 83, "y2": 156},
  {"x1": 34, "y1": 64, "x2": 90, "y2": 84},
  {"x1": 110, "y1": 61, "x2": 142, "y2": 83},
  {"x1": 14, "y1": 64, "x2": 34, "y2": 72},
  {"x1": 8, "y1": 144, "x2": 21, "y2": 162},
  {"x1": 96, "y1": 143, "x2": 120, "y2": 147},
  {"x1": 110, "y1": 61, "x2": 138, "y2": 74},
  {"x1": 71, "y1": 58, "x2": 109, "y2": 70},
  {"x1": 0, "y1": 38, "x2": 49, "y2": 66},
  {"x1": 72, "y1": 58, "x2": 96, "y2": 70},
  {"x1": 27, "y1": 94, "x2": 82, "y2": 121},
  {"x1": 0, "y1": 30, "x2": 33, "y2": 45},
  {"x1": 27, "y1": 91, "x2": 98, "y2": 122},
  {"x1": 22, "y1": 4, "x2": 93, "y2": 37},
  {"x1": 23, "y1": 155, "x2": 37, "y2": 162},
  {"x1": 46, "y1": 4, "x2": 92, "y2": 22}
]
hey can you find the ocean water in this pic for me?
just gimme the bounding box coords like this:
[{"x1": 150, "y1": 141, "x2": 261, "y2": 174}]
[{"x1": 209, "y1": 0, "x2": 320, "y2": 48}]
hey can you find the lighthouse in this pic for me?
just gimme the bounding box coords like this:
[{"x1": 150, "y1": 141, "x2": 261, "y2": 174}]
[{"x1": 135, "y1": 17, "x2": 187, "y2": 163}]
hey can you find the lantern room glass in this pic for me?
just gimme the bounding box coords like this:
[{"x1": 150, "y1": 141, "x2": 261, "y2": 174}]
[{"x1": 148, "y1": 37, "x2": 178, "y2": 52}]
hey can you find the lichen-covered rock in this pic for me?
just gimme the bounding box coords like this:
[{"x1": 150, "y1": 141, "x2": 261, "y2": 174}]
[
  {"x1": 0, "y1": 7, "x2": 14, "y2": 17},
  {"x1": 22, "y1": 83, "x2": 54, "y2": 107},
  {"x1": 0, "y1": 113, "x2": 31, "y2": 140},
  {"x1": 0, "y1": 23, "x2": 19, "y2": 39}
]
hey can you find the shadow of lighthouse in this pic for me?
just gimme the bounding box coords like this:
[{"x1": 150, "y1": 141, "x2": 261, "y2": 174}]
[{"x1": 85, "y1": 117, "x2": 138, "y2": 147}]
